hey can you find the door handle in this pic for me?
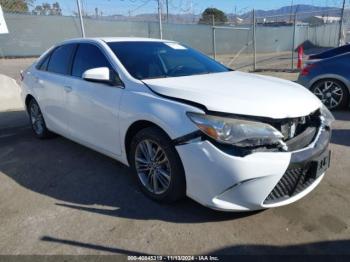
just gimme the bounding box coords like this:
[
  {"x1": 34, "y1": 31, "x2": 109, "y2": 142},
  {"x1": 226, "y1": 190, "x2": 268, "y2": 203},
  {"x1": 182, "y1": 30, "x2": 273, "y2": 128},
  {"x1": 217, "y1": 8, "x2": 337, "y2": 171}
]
[{"x1": 64, "y1": 86, "x2": 73, "y2": 93}]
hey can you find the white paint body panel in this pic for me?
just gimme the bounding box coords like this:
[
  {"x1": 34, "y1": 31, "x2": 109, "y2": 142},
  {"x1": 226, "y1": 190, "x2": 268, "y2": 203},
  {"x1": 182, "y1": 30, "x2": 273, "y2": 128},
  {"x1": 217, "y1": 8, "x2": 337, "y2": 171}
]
[
  {"x1": 20, "y1": 37, "x2": 328, "y2": 212},
  {"x1": 65, "y1": 77, "x2": 123, "y2": 156},
  {"x1": 31, "y1": 69, "x2": 71, "y2": 136},
  {"x1": 144, "y1": 71, "x2": 322, "y2": 119}
]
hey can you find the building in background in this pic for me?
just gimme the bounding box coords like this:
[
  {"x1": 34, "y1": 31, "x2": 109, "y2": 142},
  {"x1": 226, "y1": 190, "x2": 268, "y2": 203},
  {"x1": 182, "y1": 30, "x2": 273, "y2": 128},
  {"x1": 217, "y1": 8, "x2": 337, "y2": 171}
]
[{"x1": 303, "y1": 15, "x2": 341, "y2": 25}]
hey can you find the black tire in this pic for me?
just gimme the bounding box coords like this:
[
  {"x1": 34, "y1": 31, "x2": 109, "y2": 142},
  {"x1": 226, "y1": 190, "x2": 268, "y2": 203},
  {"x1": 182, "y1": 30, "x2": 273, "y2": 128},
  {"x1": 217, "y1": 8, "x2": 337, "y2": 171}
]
[
  {"x1": 129, "y1": 126, "x2": 186, "y2": 203},
  {"x1": 28, "y1": 99, "x2": 53, "y2": 139},
  {"x1": 311, "y1": 79, "x2": 349, "y2": 110}
]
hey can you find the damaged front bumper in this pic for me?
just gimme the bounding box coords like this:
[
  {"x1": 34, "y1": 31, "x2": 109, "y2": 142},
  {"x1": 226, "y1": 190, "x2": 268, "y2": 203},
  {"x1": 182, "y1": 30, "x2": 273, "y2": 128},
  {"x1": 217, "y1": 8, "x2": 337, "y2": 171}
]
[{"x1": 175, "y1": 126, "x2": 331, "y2": 211}]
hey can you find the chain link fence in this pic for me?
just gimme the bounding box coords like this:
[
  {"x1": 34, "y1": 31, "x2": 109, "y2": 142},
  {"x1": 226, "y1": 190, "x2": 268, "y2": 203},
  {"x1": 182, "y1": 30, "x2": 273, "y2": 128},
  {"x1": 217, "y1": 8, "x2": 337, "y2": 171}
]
[
  {"x1": 254, "y1": 8, "x2": 343, "y2": 71},
  {"x1": 0, "y1": 0, "x2": 349, "y2": 76}
]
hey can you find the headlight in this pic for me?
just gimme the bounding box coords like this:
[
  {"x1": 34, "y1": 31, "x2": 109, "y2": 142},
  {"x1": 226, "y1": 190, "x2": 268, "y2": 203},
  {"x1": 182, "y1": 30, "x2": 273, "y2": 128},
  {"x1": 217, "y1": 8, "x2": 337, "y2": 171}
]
[
  {"x1": 186, "y1": 112, "x2": 284, "y2": 147},
  {"x1": 320, "y1": 104, "x2": 335, "y2": 127}
]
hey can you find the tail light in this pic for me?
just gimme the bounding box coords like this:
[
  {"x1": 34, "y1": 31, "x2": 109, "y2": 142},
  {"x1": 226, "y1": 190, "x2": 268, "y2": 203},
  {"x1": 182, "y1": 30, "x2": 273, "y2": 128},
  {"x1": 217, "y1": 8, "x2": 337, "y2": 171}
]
[{"x1": 301, "y1": 63, "x2": 316, "y2": 76}]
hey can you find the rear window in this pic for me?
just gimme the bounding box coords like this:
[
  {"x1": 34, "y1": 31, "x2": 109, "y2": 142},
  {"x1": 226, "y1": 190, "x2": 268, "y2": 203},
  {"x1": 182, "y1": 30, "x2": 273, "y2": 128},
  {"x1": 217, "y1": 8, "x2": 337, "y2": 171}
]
[{"x1": 47, "y1": 44, "x2": 76, "y2": 75}]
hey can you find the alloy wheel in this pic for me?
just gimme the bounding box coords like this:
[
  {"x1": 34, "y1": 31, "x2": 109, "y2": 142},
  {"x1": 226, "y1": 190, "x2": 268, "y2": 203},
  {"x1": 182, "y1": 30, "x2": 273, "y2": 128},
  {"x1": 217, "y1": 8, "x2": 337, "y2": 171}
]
[
  {"x1": 135, "y1": 139, "x2": 171, "y2": 195},
  {"x1": 30, "y1": 102, "x2": 45, "y2": 135},
  {"x1": 313, "y1": 80, "x2": 344, "y2": 109}
]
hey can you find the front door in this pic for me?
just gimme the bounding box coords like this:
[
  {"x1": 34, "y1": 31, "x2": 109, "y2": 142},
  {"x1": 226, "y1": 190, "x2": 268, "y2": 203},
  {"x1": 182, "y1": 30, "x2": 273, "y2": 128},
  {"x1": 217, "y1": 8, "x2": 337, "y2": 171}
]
[{"x1": 66, "y1": 43, "x2": 123, "y2": 156}]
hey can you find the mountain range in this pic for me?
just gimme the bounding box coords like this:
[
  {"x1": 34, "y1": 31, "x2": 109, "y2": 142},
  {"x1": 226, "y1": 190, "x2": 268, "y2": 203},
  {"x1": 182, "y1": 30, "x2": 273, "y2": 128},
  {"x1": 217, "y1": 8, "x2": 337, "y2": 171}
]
[
  {"x1": 239, "y1": 4, "x2": 340, "y2": 18},
  {"x1": 237, "y1": 4, "x2": 341, "y2": 21},
  {"x1": 102, "y1": 4, "x2": 342, "y2": 23}
]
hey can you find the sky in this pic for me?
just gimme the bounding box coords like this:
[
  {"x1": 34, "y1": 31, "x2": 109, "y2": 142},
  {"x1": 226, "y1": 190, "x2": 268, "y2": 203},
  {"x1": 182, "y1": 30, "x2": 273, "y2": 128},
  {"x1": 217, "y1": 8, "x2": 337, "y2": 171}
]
[{"x1": 32, "y1": 0, "x2": 345, "y2": 16}]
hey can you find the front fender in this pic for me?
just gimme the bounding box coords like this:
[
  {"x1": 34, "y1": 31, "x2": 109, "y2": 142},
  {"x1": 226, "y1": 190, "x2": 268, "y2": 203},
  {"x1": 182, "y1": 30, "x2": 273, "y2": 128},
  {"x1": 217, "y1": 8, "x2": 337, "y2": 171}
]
[{"x1": 118, "y1": 90, "x2": 204, "y2": 164}]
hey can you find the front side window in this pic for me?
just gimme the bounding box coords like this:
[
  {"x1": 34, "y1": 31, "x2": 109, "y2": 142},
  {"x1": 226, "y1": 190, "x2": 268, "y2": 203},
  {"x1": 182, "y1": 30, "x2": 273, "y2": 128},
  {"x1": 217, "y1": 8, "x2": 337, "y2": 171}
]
[
  {"x1": 107, "y1": 41, "x2": 230, "y2": 80},
  {"x1": 72, "y1": 43, "x2": 112, "y2": 78},
  {"x1": 47, "y1": 44, "x2": 76, "y2": 75}
]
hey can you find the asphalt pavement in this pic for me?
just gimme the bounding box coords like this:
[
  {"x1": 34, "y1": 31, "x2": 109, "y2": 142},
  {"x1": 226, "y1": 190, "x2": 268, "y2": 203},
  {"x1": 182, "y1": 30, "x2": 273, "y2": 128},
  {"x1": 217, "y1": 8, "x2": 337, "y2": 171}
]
[
  {"x1": 0, "y1": 109, "x2": 349, "y2": 255},
  {"x1": 0, "y1": 58, "x2": 349, "y2": 255}
]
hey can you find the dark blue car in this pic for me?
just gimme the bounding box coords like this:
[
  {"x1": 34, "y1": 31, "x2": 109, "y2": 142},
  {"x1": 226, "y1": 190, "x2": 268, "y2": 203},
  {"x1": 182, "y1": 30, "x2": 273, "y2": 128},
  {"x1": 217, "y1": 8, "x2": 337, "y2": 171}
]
[
  {"x1": 298, "y1": 46, "x2": 350, "y2": 110},
  {"x1": 309, "y1": 44, "x2": 350, "y2": 60}
]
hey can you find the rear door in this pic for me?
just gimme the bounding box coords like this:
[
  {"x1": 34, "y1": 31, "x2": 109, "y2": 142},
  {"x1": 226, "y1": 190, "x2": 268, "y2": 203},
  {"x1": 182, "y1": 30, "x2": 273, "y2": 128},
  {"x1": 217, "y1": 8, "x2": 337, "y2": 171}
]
[
  {"x1": 66, "y1": 43, "x2": 123, "y2": 156},
  {"x1": 33, "y1": 43, "x2": 77, "y2": 136}
]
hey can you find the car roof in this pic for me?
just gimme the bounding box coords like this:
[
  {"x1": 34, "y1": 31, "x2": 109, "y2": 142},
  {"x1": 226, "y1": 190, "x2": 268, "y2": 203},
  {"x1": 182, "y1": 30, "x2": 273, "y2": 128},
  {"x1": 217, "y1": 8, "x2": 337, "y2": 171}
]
[
  {"x1": 102, "y1": 37, "x2": 175, "y2": 43},
  {"x1": 60, "y1": 37, "x2": 175, "y2": 45}
]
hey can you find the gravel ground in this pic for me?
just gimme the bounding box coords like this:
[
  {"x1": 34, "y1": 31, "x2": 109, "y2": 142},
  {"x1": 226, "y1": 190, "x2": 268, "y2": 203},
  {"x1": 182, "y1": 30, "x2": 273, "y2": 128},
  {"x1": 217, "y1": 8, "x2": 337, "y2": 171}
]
[{"x1": 0, "y1": 58, "x2": 36, "y2": 81}]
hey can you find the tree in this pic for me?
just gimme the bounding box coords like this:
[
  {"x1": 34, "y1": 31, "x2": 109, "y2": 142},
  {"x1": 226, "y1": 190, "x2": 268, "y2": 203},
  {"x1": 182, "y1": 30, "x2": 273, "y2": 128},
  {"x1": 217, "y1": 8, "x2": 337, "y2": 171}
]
[
  {"x1": 32, "y1": 2, "x2": 62, "y2": 16},
  {"x1": 51, "y1": 2, "x2": 62, "y2": 15},
  {"x1": 0, "y1": 0, "x2": 34, "y2": 13},
  {"x1": 199, "y1": 8, "x2": 228, "y2": 25}
]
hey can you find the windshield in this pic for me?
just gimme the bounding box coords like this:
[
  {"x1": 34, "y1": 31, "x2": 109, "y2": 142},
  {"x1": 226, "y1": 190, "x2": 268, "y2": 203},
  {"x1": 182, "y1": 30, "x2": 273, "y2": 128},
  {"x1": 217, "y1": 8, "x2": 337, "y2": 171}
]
[{"x1": 107, "y1": 41, "x2": 230, "y2": 80}]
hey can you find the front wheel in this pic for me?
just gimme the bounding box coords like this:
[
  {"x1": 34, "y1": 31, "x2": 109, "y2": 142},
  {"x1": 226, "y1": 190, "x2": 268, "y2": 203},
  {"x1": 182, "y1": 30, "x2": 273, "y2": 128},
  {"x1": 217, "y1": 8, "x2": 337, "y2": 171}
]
[
  {"x1": 129, "y1": 127, "x2": 186, "y2": 203},
  {"x1": 311, "y1": 79, "x2": 349, "y2": 110}
]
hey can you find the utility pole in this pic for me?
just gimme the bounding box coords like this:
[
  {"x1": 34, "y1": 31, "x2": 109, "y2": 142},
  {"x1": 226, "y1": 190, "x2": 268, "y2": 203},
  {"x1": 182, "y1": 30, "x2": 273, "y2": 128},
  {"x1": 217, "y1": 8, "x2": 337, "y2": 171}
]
[
  {"x1": 338, "y1": 0, "x2": 346, "y2": 46},
  {"x1": 212, "y1": 14, "x2": 216, "y2": 59},
  {"x1": 76, "y1": 0, "x2": 85, "y2": 38},
  {"x1": 166, "y1": 0, "x2": 169, "y2": 23},
  {"x1": 234, "y1": 5, "x2": 237, "y2": 25},
  {"x1": 291, "y1": 12, "x2": 297, "y2": 69},
  {"x1": 158, "y1": 0, "x2": 163, "y2": 39},
  {"x1": 289, "y1": 0, "x2": 294, "y2": 23},
  {"x1": 252, "y1": 9, "x2": 256, "y2": 71}
]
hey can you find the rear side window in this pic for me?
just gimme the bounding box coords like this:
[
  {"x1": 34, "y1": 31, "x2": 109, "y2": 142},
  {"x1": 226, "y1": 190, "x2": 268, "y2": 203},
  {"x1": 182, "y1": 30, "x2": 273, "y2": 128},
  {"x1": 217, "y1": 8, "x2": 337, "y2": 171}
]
[
  {"x1": 37, "y1": 53, "x2": 51, "y2": 71},
  {"x1": 47, "y1": 44, "x2": 76, "y2": 75},
  {"x1": 72, "y1": 43, "x2": 112, "y2": 78}
]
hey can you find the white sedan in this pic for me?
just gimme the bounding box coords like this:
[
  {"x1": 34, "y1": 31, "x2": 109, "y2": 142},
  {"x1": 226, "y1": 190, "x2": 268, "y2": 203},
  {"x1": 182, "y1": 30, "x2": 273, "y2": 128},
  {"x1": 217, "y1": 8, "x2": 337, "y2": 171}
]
[{"x1": 20, "y1": 37, "x2": 334, "y2": 211}]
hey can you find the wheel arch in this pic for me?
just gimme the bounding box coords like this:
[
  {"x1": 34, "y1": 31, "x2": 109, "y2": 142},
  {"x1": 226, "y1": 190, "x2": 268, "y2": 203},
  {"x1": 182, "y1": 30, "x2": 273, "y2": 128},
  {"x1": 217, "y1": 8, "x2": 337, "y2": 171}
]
[
  {"x1": 24, "y1": 94, "x2": 35, "y2": 112},
  {"x1": 310, "y1": 75, "x2": 350, "y2": 94},
  {"x1": 310, "y1": 76, "x2": 350, "y2": 97},
  {"x1": 124, "y1": 120, "x2": 171, "y2": 165}
]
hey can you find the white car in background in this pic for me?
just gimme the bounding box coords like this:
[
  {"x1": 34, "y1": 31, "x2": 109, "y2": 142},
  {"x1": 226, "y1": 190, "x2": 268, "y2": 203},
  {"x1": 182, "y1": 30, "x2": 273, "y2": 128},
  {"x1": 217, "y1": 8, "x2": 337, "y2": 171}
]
[{"x1": 20, "y1": 37, "x2": 334, "y2": 211}]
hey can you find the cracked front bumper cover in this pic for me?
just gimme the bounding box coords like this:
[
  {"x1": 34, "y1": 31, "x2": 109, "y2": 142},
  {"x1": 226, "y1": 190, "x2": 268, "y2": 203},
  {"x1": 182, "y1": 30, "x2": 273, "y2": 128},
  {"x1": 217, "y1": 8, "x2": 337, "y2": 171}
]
[{"x1": 176, "y1": 127, "x2": 331, "y2": 211}]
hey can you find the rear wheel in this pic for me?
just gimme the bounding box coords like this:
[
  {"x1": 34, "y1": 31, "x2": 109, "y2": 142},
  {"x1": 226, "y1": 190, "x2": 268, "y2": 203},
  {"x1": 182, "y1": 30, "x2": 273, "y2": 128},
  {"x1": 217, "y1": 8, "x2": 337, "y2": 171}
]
[
  {"x1": 129, "y1": 127, "x2": 186, "y2": 203},
  {"x1": 28, "y1": 99, "x2": 52, "y2": 139},
  {"x1": 311, "y1": 79, "x2": 349, "y2": 110}
]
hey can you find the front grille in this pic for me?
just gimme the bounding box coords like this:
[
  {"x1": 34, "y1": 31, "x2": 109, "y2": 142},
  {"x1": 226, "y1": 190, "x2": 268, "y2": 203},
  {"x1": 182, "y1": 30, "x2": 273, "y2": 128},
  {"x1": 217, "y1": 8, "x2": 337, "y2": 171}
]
[{"x1": 264, "y1": 166, "x2": 316, "y2": 204}]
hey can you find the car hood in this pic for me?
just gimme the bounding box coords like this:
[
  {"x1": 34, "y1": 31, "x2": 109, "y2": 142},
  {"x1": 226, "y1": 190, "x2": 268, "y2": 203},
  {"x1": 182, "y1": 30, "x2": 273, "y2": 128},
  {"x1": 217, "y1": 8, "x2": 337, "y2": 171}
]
[{"x1": 143, "y1": 71, "x2": 322, "y2": 119}]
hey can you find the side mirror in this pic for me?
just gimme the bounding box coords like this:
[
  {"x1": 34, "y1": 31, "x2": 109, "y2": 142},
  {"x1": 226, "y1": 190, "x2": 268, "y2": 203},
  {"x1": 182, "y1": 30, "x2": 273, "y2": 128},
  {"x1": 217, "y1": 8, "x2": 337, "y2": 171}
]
[
  {"x1": 82, "y1": 67, "x2": 124, "y2": 87},
  {"x1": 83, "y1": 67, "x2": 110, "y2": 83}
]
